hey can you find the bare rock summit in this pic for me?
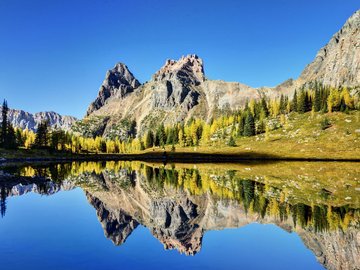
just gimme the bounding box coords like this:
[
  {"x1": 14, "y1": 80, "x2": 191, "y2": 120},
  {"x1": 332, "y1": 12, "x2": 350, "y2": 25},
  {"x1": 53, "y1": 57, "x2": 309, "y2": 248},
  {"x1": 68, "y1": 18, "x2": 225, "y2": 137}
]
[{"x1": 86, "y1": 63, "x2": 140, "y2": 116}]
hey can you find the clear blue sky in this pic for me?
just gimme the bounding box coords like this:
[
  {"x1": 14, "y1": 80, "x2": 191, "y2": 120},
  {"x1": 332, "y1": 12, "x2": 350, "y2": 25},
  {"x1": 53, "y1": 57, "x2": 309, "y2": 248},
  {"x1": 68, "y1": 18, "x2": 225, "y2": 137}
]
[{"x1": 0, "y1": 0, "x2": 358, "y2": 118}]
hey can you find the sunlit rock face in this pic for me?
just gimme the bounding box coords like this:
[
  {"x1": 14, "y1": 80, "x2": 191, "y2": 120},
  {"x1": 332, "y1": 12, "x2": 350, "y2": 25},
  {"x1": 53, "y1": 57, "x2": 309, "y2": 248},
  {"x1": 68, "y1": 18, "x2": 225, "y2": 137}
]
[{"x1": 298, "y1": 10, "x2": 360, "y2": 88}]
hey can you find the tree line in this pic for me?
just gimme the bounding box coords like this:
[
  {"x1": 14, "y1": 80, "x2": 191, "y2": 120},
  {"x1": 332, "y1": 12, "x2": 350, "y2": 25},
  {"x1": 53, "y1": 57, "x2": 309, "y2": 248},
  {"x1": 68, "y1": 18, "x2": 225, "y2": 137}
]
[{"x1": 1, "y1": 84, "x2": 358, "y2": 152}]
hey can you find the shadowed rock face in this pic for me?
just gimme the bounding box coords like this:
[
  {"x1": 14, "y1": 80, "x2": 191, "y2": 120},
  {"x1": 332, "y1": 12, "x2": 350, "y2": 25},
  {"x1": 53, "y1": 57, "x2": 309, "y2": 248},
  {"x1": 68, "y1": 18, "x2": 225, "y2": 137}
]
[
  {"x1": 87, "y1": 193, "x2": 138, "y2": 246},
  {"x1": 0, "y1": 107, "x2": 77, "y2": 131},
  {"x1": 149, "y1": 198, "x2": 202, "y2": 255},
  {"x1": 86, "y1": 63, "x2": 141, "y2": 116}
]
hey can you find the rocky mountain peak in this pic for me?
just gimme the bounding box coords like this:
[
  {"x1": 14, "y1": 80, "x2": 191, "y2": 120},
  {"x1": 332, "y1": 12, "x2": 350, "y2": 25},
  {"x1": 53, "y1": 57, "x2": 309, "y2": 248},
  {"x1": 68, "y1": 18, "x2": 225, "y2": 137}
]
[
  {"x1": 298, "y1": 9, "x2": 360, "y2": 87},
  {"x1": 152, "y1": 54, "x2": 205, "y2": 85},
  {"x1": 86, "y1": 62, "x2": 140, "y2": 116}
]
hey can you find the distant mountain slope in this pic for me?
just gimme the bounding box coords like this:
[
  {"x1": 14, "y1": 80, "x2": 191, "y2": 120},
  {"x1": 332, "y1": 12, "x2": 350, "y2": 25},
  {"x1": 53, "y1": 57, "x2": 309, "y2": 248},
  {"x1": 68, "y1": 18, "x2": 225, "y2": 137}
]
[
  {"x1": 79, "y1": 9, "x2": 360, "y2": 138},
  {"x1": 0, "y1": 107, "x2": 77, "y2": 131}
]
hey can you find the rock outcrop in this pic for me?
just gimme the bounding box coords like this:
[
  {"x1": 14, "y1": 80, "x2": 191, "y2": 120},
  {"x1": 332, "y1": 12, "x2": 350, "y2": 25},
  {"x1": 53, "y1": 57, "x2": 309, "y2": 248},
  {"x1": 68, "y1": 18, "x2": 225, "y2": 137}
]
[
  {"x1": 152, "y1": 54, "x2": 205, "y2": 85},
  {"x1": 86, "y1": 63, "x2": 140, "y2": 116},
  {"x1": 0, "y1": 107, "x2": 77, "y2": 131},
  {"x1": 298, "y1": 10, "x2": 360, "y2": 87}
]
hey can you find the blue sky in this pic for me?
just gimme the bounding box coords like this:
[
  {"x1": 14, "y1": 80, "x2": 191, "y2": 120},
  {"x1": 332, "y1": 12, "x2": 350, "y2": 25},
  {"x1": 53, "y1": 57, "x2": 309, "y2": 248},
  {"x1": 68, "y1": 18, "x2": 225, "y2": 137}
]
[{"x1": 0, "y1": 0, "x2": 358, "y2": 118}]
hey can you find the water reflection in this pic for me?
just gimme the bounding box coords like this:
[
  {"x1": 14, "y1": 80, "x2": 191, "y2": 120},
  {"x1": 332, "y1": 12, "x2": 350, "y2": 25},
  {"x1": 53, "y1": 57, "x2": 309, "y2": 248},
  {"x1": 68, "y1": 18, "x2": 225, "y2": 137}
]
[{"x1": 1, "y1": 161, "x2": 359, "y2": 269}]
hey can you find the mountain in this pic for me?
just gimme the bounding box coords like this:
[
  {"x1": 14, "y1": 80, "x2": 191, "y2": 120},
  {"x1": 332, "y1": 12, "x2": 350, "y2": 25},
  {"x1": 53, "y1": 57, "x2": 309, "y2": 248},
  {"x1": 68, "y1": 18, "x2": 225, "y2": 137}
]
[
  {"x1": 298, "y1": 10, "x2": 360, "y2": 87},
  {"x1": 80, "y1": 54, "x2": 271, "y2": 138},
  {"x1": 86, "y1": 63, "x2": 141, "y2": 116},
  {"x1": 79, "y1": 9, "x2": 360, "y2": 138},
  {"x1": 0, "y1": 107, "x2": 77, "y2": 131}
]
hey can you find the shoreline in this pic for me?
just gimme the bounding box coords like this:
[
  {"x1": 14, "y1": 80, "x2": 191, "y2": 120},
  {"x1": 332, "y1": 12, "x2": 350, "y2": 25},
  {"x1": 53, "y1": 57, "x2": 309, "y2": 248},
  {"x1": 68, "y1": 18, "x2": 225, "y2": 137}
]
[{"x1": 1, "y1": 152, "x2": 360, "y2": 166}]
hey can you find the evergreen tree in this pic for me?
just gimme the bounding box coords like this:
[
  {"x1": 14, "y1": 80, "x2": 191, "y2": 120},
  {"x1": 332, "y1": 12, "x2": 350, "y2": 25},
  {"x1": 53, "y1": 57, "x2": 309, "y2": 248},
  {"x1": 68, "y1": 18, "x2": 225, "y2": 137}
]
[
  {"x1": 15, "y1": 128, "x2": 24, "y2": 147},
  {"x1": 297, "y1": 90, "x2": 306, "y2": 113},
  {"x1": 279, "y1": 94, "x2": 286, "y2": 113},
  {"x1": 305, "y1": 91, "x2": 312, "y2": 111},
  {"x1": 155, "y1": 124, "x2": 166, "y2": 148},
  {"x1": 260, "y1": 97, "x2": 269, "y2": 117},
  {"x1": 237, "y1": 115, "x2": 245, "y2": 137},
  {"x1": 1, "y1": 99, "x2": 8, "y2": 147},
  {"x1": 314, "y1": 89, "x2": 321, "y2": 112},
  {"x1": 0, "y1": 100, "x2": 17, "y2": 149},
  {"x1": 227, "y1": 135, "x2": 236, "y2": 147},
  {"x1": 34, "y1": 120, "x2": 49, "y2": 148},
  {"x1": 6, "y1": 124, "x2": 17, "y2": 149},
  {"x1": 243, "y1": 112, "x2": 255, "y2": 137},
  {"x1": 145, "y1": 130, "x2": 154, "y2": 148},
  {"x1": 292, "y1": 90, "x2": 298, "y2": 112}
]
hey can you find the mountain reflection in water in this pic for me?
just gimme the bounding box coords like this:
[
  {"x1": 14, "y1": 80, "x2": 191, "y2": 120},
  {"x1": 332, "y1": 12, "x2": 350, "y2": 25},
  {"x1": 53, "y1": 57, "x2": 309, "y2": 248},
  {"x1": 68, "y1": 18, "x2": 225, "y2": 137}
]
[{"x1": 0, "y1": 161, "x2": 359, "y2": 270}]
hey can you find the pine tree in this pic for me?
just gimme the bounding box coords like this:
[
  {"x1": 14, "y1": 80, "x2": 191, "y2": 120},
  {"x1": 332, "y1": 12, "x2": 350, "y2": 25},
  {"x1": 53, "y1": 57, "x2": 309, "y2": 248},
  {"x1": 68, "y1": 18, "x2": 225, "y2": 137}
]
[
  {"x1": 297, "y1": 90, "x2": 306, "y2": 113},
  {"x1": 34, "y1": 120, "x2": 49, "y2": 148},
  {"x1": 6, "y1": 124, "x2": 17, "y2": 149},
  {"x1": 0, "y1": 100, "x2": 17, "y2": 149},
  {"x1": 145, "y1": 130, "x2": 154, "y2": 148},
  {"x1": 237, "y1": 115, "x2": 245, "y2": 137},
  {"x1": 261, "y1": 97, "x2": 269, "y2": 117},
  {"x1": 156, "y1": 124, "x2": 166, "y2": 147},
  {"x1": 292, "y1": 90, "x2": 298, "y2": 112},
  {"x1": 227, "y1": 135, "x2": 236, "y2": 147},
  {"x1": 1, "y1": 99, "x2": 8, "y2": 147},
  {"x1": 314, "y1": 89, "x2": 321, "y2": 112},
  {"x1": 279, "y1": 94, "x2": 286, "y2": 113},
  {"x1": 243, "y1": 113, "x2": 255, "y2": 137}
]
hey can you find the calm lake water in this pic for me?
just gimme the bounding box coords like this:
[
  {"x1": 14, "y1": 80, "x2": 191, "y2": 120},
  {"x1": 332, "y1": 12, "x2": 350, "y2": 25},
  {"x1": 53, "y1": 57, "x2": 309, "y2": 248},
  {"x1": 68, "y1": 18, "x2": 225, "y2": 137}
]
[{"x1": 0, "y1": 161, "x2": 359, "y2": 270}]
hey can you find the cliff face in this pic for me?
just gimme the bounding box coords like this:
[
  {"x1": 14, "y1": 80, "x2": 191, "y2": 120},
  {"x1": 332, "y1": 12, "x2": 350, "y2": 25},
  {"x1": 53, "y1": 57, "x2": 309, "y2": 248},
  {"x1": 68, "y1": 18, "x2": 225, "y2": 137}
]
[
  {"x1": 0, "y1": 107, "x2": 77, "y2": 131},
  {"x1": 298, "y1": 10, "x2": 360, "y2": 87},
  {"x1": 81, "y1": 10, "x2": 360, "y2": 138},
  {"x1": 86, "y1": 63, "x2": 140, "y2": 116}
]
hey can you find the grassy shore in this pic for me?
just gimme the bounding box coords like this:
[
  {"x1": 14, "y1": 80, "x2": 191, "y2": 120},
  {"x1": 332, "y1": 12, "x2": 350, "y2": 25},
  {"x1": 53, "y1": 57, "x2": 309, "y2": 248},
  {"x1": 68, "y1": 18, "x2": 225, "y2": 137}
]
[{"x1": 1, "y1": 111, "x2": 359, "y2": 163}]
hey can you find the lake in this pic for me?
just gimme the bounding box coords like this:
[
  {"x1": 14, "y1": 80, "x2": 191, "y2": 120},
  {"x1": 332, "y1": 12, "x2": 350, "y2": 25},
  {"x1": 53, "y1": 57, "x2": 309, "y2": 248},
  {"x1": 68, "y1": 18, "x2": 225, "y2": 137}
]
[{"x1": 0, "y1": 161, "x2": 359, "y2": 270}]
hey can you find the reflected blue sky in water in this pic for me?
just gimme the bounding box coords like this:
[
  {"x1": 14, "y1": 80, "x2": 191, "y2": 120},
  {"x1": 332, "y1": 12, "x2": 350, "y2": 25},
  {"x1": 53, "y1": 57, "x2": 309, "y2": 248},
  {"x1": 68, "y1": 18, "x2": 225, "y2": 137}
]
[{"x1": 0, "y1": 188, "x2": 323, "y2": 270}]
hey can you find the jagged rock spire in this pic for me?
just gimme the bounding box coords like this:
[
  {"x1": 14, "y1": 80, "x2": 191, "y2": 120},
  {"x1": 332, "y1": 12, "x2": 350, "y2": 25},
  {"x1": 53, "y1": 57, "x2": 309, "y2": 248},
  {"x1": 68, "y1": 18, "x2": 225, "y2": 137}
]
[{"x1": 86, "y1": 62, "x2": 140, "y2": 116}]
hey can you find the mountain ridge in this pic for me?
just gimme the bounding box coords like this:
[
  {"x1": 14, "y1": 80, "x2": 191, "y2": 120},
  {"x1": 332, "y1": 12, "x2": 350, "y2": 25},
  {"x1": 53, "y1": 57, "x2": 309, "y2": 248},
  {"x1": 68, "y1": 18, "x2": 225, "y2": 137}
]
[
  {"x1": 80, "y1": 9, "x2": 359, "y2": 138},
  {"x1": 0, "y1": 106, "x2": 77, "y2": 131}
]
